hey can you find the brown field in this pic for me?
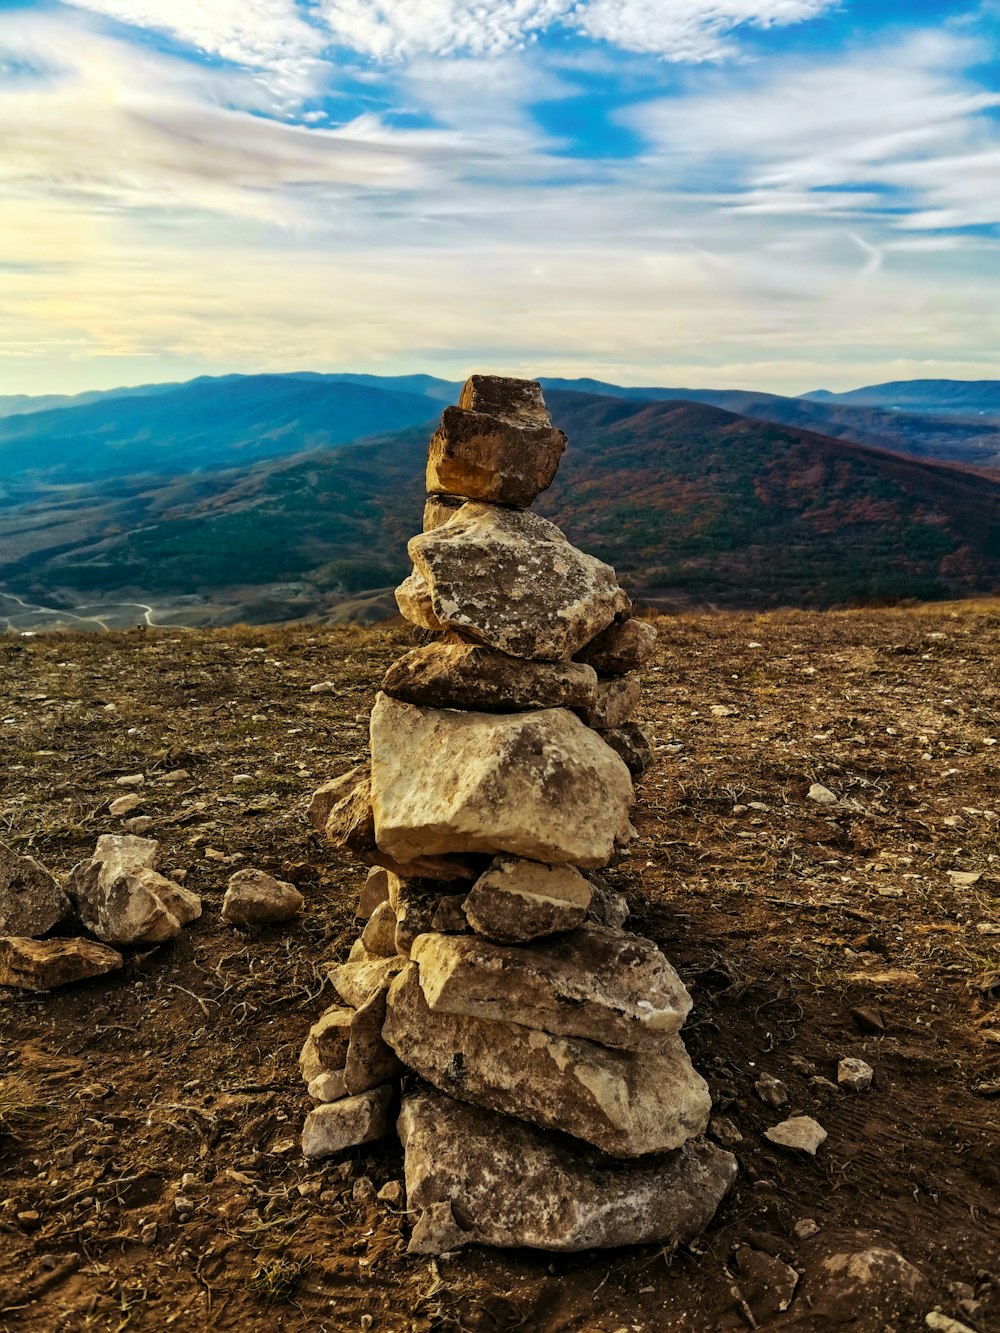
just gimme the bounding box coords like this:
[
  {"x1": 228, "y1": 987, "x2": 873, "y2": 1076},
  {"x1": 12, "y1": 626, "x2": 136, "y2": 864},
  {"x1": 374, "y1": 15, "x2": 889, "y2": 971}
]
[{"x1": 1, "y1": 602, "x2": 998, "y2": 1332}]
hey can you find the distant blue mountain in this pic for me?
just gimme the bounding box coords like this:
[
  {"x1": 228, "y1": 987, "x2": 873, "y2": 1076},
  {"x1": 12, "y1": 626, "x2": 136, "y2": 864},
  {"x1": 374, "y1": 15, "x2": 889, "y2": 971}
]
[{"x1": 804, "y1": 379, "x2": 1000, "y2": 417}]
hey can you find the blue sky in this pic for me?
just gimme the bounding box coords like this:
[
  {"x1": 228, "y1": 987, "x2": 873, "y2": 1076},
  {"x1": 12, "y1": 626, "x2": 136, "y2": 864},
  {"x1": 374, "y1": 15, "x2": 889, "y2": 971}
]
[{"x1": 1, "y1": 0, "x2": 998, "y2": 395}]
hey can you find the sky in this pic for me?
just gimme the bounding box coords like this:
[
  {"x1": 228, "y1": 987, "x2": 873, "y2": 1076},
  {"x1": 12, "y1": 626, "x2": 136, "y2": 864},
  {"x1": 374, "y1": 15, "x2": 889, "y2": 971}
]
[{"x1": 1, "y1": 0, "x2": 999, "y2": 396}]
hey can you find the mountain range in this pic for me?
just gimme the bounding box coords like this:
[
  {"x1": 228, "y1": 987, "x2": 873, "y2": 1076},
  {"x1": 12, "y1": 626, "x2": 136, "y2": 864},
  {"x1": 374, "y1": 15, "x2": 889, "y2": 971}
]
[{"x1": 1, "y1": 373, "x2": 998, "y2": 627}]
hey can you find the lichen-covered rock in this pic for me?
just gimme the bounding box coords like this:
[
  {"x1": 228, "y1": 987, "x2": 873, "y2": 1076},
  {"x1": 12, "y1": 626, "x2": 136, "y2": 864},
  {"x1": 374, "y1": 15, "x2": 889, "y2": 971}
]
[
  {"x1": 398, "y1": 1089, "x2": 737, "y2": 1253},
  {"x1": 67, "y1": 835, "x2": 199, "y2": 946},
  {"x1": 575, "y1": 675, "x2": 641, "y2": 730},
  {"x1": 385, "y1": 967, "x2": 710, "y2": 1156},
  {"x1": 222, "y1": 869, "x2": 303, "y2": 925},
  {"x1": 0, "y1": 841, "x2": 69, "y2": 938},
  {"x1": 462, "y1": 856, "x2": 591, "y2": 943},
  {"x1": 406, "y1": 504, "x2": 629, "y2": 662},
  {"x1": 576, "y1": 618, "x2": 658, "y2": 675},
  {"x1": 0, "y1": 936, "x2": 123, "y2": 990},
  {"x1": 410, "y1": 924, "x2": 691, "y2": 1051},
  {"x1": 301, "y1": 1086, "x2": 394, "y2": 1160},
  {"x1": 382, "y1": 643, "x2": 598, "y2": 714},
  {"x1": 426, "y1": 405, "x2": 566, "y2": 507},
  {"x1": 370, "y1": 695, "x2": 633, "y2": 868}
]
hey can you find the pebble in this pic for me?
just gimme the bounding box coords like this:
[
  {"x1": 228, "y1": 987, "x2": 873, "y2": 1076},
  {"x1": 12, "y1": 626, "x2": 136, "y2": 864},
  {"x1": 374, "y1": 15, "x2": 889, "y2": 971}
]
[
  {"x1": 115, "y1": 774, "x2": 145, "y2": 788},
  {"x1": 17, "y1": 1210, "x2": 40, "y2": 1231},
  {"x1": 925, "y1": 1314, "x2": 977, "y2": 1333},
  {"x1": 793, "y1": 1218, "x2": 820, "y2": 1239},
  {"x1": 709, "y1": 1115, "x2": 743, "y2": 1147},
  {"x1": 377, "y1": 1180, "x2": 404, "y2": 1205},
  {"x1": 352, "y1": 1177, "x2": 376, "y2": 1204},
  {"x1": 838, "y1": 1057, "x2": 874, "y2": 1092},
  {"x1": 755, "y1": 1074, "x2": 789, "y2": 1108},
  {"x1": 808, "y1": 783, "x2": 838, "y2": 805},
  {"x1": 309, "y1": 681, "x2": 339, "y2": 695},
  {"x1": 109, "y1": 794, "x2": 143, "y2": 817},
  {"x1": 765, "y1": 1115, "x2": 827, "y2": 1155}
]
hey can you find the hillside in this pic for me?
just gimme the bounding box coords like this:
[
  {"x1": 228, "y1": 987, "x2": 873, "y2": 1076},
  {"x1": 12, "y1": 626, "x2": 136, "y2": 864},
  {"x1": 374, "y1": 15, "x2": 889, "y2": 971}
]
[
  {"x1": 806, "y1": 378, "x2": 1000, "y2": 417},
  {"x1": 4, "y1": 397, "x2": 999, "y2": 625},
  {"x1": 1, "y1": 605, "x2": 998, "y2": 1329}
]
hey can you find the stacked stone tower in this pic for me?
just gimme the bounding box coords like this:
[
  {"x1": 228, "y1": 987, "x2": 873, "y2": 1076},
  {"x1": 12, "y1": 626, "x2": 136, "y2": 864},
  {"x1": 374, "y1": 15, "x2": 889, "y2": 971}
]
[{"x1": 301, "y1": 376, "x2": 736, "y2": 1252}]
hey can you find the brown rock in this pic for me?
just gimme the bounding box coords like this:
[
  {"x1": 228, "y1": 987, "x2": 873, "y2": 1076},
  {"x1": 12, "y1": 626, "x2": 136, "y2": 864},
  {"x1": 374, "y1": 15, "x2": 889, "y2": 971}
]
[
  {"x1": 597, "y1": 722, "x2": 654, "y2": 778},
  {"x1": 0, "y1": 841, "x2": 69, "y2": 938},
  {"x1": 393, "y1": 879, "x2": 468, "y2": 956},
  {"x1": 733, "y1": 1245, "x2": 799, "y2": 1318},
  {"x1": 370, "y1": 695, "x2": 634, "y2": 868},
  {"x1": 385, "y1": 967, "x2": 710, "y2": 1156},
  {"x1": 360, "y1": 900, "x2": 398, "y2": 956},
  {"x1": 357, "y1": 867, "x2": 390, "y2": 918},
  {"x1": 367, "y1": 851, "x2": 485, "y2": 883},
  {"x1": 398, "y1": 1089, "x2": 737, "y2": 1253},
  {"x1": 423, "y1": 494, "x2": 464, "y2": 531},
  {"x1": 309, "y1": 1006, "x2": 353, "y2": 1070},
  {"x1": 426, "y1": 405, "x2": 566, "y2": 507},
  {"x1": 575, "y1": 675, "x2": 641, "y2": 730},
  {"x1": 299, "y1": 1035, "x2": 327, "y2": 1085},
  {"x1": 221, "y1": 869, "x2": 303, "y2": 925},
  {"x1": 576, "y1": 618, "x2": 658, "y2": 675},
  {"x1": 458, "y1": 374, "x2": 552, "y2": 428},
  {"x1": 382, "y1": 643, "x2": 598, "y2": 713},
  {"x1": 328, "y1": 954, "x2": 406, "y2": 1009},
  {"x1": 301, "y1": 1086, "x2": 394, "y2": 1160},
  {"x1": 585, "y1": 873, "x2": 630, "y2": 928},
  {"x1": 406, "y1": 504, "x2": 629, "y2": 662},
  {"x1": 323, "y1": 773, "x2": 376, "y2": 855},
  {"x1": 394, "y1": 569, "x2": 445, "y2": 631},
  {"x1": 462, "y1": 856, "x2": 591, "y2": 943},
  {"x1": 0, "y1": 936, "x2": 123, "y2": 990},
  {"x1": 308, "y1": 768, "x2": 366, "y2": 834},
  {"x1": 411, "y1": 924, "x2": 691, "y2": 1051}
]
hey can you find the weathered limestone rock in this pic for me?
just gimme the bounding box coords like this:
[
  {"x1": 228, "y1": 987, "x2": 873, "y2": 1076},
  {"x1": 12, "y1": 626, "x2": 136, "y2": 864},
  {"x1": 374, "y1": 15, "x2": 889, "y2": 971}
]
[
  {"x1": 576, "y1": 675, "x2": 641, "y2": 730},
  {"x1": 309, "y1": 1005, "x2": 353, "y2": 1070},
  {"x1": 360, "y1": 900, "x2": 398, "y2": 956},
  {"x1": 357, "y1": 867, "x2": 390, "y2": 918},
  {"x1": 398, "y1": 1090, "x2": 737, "y2": 1253},
  {"x1": 308, "y1": 767, "x2": 366, "y2": 834},
  {"x1": 109, "y1": 794, "x2": 143, "y2": 818},
  {"x1": 765, "y1": 1115, "x2": 828, "y2": 1155},
  {"x1": 323, "y1": 772, "x2": 376, "y2": 855},
  {"x1": 407, "y1": 505, "x2": 629, "y2": 662},
  {"x1": 462, "y1": 856, "x2": 591, "y2": 943},
  {"x1": 370, "y1": 695, "x2": 633, "y2": 868},
  {"x1": 395, "y1": 570, "x2": 445, "y2": 631},
  {"x1": 393, "y1": 880, "x2": 468, "y2": 956},
  {"x1": 459, "y1": 374, "x2": 552, "y2": 428},
  {"x1": 67, "y1": 835, "x2": 199, "y2": 946},
  {"x1": 598, "y1": 722, "x2": 654, "y2": 778},
  {"x1": 343, "y1": 985, "x2": 404, "y2": 1095},
  {"x1": 328, "y1": 954, "x2": 406, "y2": 1009},
  {"x1": 221, "y1": 869, "x2": 303, "y2": 925},
  {"x1": 308, "y1": 1069, "x2": 348, "y2": 1103},
  {"x1": 299, "y1": 1035, "x2": 327, "y2": 1085},
  {"x1": 385, "y1": 967, "x2": 710, "y2": 1156},
  {"x1": 0, "y1": 936, "x2": 123, "y2": 990},
  {"x1": 301, "y1": 1086, "x2": 394, "y2": 1160},
  {"x1": 411, "y1": 924, "x2": 692, "y2": 1051},
  {"x1": 382, "y1": 643, "x2": 599, "y2": 714},
  {"x1": 426, "y1": 406, "x2": 566, "y2": 507},
  {"x1": 576, "y1": 618, "x2": 658, "y2": 675},
  {"x1": 585, "y1": 874, "x2": 630, "y2": 928},
  {"x1": 0, "y1": 841, "x2": 69, "y2": 938},
  {"x1": 423, "y1": 494, "x2": 463, "y2": 531}
]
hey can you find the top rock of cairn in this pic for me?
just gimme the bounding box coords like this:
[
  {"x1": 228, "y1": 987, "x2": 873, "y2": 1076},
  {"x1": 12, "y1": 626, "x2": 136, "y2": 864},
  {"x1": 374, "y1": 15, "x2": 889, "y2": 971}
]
[{"x1": 427, "y1": 375, "x2": 566, "y2": 508}]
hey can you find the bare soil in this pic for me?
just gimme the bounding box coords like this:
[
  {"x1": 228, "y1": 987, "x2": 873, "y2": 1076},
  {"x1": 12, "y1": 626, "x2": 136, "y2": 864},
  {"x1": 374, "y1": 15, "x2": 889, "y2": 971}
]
[{"x1": 1, "y1": 603, "x2": 998, "y2": 1332}]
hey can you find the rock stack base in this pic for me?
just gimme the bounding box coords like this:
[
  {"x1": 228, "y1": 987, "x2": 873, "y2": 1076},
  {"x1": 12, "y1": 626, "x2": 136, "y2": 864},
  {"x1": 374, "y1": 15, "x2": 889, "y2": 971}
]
[{"x1": 302, "y1": 375, "x2": 736, "y2": 1253}]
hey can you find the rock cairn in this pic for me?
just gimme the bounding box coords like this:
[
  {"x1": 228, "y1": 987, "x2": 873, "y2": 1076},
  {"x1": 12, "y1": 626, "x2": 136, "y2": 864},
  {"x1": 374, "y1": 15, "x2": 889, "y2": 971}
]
[{"x1": 302, "y1": 375, "x2": 736, "y2": 1253}]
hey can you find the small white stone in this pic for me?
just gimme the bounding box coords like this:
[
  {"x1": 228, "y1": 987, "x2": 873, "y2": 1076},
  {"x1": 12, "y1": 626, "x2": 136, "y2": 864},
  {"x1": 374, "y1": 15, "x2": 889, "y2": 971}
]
[
  {"x1": 808, "y1": 783, "x2": 838, "y2": 805},
  {"x1": 765, "y1": 1115, "x2": 827, "y2": 1155},
  {"x1": 309, "y1": 681, "x2": 339, "y2": 695}
]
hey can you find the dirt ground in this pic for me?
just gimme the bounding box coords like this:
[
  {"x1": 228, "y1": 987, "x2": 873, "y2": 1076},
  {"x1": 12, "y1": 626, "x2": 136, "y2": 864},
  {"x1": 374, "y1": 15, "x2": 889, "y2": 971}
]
[{"x1": 0, "y1": 603, "x2": 998, "y2": 1332}]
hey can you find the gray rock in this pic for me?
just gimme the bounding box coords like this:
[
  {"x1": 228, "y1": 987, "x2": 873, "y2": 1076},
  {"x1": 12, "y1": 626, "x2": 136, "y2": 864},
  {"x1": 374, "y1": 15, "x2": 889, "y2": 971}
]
[
  {"x1": 462, "y1": 856, "x2": 591, "y2": 943},
  {"x1": 426, "y1": 404, "x2": 566, "y2": 507},
  {"x1": 382, "y1": 642, "x2": 598, "y2": 713},
  {"x1": 384, "y1": 966, "x2": 710, "y2": 1156},
  {"x1": 0, "y1": 936, "x2": 123, "y2": 990},
  {"x1": 837, "y1": 1057, "x2": 874, "y2": 1091},
  {"x1": 575, "y1": 675, "x2": 641, "y2": 730},
  {"x1": 307, "y1": 1070, "x2": 348, "y2": 1103},
  {"x1": 301, "y1": 1086, "x2": 394, "y2": 1160},
  {"x1": 755, "y1": 1073, "x2": 789, "y2": 1108},
  {"x1": 108, "y1": 794, "x2": 143, "y2": 817},
  {"x1": 597, "y1": 722, "x2": 655, "y2": 778},
  {"x1": 221, "y1": 869, "x2": 303, "y2": 925},
  {"x1": 585, "y1": 873, "x2": 630, "y2": 928},
  {"x1": 392, "y1": 879, "x2": 468, "y2": 957},
  {"x1": 808, "y1": 782, "x2": 839, "y2": 805},
  {"x1": 411, "y1": 924, "x2": 691, "y2": 1051},
  {"x1": 370, "y1": 695, "x2": 634, "y2": 869},
  {"x1": 406, "y1": 504, "x2": 629, "y2": 662},
  {"x1": 576, "y1": 617, "x2": 658, "y2": 675},
  {"x1": 398, "y1": 1089, "x2": 737, "y2": 1252},
  {"x1": 343, "y1": 983, "x2": 404, "y2": 1095},
  {"x1": 0, "y1": 841, "x2": 69, "y2": 938},
  {"x1": 765, "y1": 1115, "x2": 827, "y2": 1155}
]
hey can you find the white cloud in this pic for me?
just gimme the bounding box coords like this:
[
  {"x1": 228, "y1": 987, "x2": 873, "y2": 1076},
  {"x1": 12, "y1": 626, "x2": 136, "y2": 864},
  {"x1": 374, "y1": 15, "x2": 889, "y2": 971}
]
[{"x1": 575, "y1": 0, "x2": 834, "y2": 60}]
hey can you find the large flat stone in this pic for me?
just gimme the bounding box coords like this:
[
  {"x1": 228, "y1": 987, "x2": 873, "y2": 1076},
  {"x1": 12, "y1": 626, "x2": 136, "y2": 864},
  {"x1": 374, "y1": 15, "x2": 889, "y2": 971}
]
[
  {"x1": 0, "y1": 841, "x2": 69, "y2": 938},
  {"x1": 411, "y1": 924, "x2": 691, "y2": 1051},
  {"x1": 398, "y1": 1090, "x2": 737, "y2": 1253},
  {"x1": 407, "y1": 504, "x2": 629, "y2": 662},
  {"x1": 384, "y1": 967, "x2": 710, "y2": 1156},
  {"x1": 576, "y1": 618, "x2": 658, "y2": 675},
  {"x1": 0, "y1": 936, "x2": 123, "y2": 990},
  {"x1": 382, "y1": 643, "x2": 598, "y2": 713},
  {"x1": 370, "y1": 695, "x2": 633, "y2": 868},
  {"x1": 462, "y1": 856, "x2": 591, "y2": 943},
  {"x1": 426, "y1": 405, "x2": 566, "y2": 507}
]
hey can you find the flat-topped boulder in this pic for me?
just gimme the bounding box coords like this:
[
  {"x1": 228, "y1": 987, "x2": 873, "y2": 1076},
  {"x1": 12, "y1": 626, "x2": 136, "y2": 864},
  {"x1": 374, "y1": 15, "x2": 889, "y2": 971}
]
[
  {"x1": 462, "y1": 856, "x2": 591, "y2": 943},
  {"x1": 382, "y1": 643, "x2": 598, "y2": 714},
  {"x1": 426, "y1": 406, "x2": 566, "y2": 507},
  {"x1": 370, "y1": 695, "x2": 633, "y2": 868},
  {"x1": 385, "y1": 966, "x2": 710, "y2": 1156},
  {"x1": 0, "y1": 936, "x2": 123, "y2": 990},
  {"x1": 0, "y1": 841, "x2": 69, "y2": 938},
  {"x1": 410, "y1": 923, "x2": 692, "y2": 1051},
  {"x1": 459, "y1": 374, "x2": 552, "y2": 428},
  {"x1": 406, "y1": 505, "x2": 629, "y2": 661},
  {"x1": 399, "y1": 1090, "x2": 737, "y2": 1253}
]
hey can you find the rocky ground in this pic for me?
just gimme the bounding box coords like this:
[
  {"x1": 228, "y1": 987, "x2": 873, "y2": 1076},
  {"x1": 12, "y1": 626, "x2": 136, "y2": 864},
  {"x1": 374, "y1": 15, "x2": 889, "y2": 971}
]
[{"x1": 0, "y1": 602, "x2": 998, "y2": 1332}]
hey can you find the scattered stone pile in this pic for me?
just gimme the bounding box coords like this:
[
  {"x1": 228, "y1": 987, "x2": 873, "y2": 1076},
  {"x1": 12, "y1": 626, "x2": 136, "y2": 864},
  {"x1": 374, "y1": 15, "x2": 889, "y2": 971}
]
[{"x1": 303, "y1": 375, "x2": 736, "y2": 1253}]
